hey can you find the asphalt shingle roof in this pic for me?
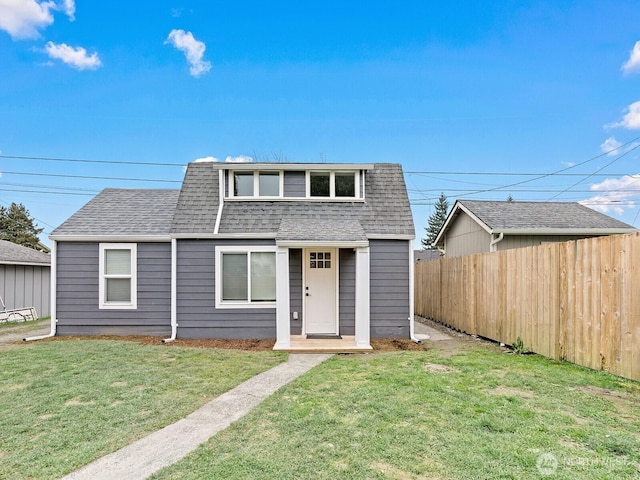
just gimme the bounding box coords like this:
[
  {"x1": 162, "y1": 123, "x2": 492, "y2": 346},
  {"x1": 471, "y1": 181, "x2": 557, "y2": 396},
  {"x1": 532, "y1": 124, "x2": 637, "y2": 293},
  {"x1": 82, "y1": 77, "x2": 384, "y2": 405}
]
[
  {"x1": 0, "y1": 240, "x2": 50, "y2": 265},
  {"x1": 52, "y1": 189, "x2": 180, "y2": 236},
  {"x1": 53, "y1": 162, "x2": 415, "y2": 240},
  {"x1": 203, "y1": 162, "x2": 415, "y2": 238},
  {"x1": 458, "y1": 200, "x2": 635, "y2": 231},
  {"x1": 276, "y1": 217, "x2": 367, "y2": 243}
]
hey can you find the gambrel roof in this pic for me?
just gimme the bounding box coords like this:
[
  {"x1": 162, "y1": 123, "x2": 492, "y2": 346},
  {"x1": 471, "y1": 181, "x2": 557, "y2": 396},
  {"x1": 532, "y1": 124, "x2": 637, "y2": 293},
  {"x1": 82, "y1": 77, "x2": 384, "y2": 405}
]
[
  {"x1": 171, "y1": 162, "x2": 414, "y2": 240},
  {"x1": 51, "y1": 162, "x2": 415, "y2": 241},
  {"x1": 434, "y1": 199, "x2": 636, "y2": 247}
]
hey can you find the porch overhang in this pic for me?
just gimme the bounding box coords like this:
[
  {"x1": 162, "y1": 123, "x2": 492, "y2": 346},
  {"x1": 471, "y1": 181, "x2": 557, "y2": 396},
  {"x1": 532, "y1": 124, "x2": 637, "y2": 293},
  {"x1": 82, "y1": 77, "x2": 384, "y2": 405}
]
[
  {"x1": 275, "y1": 217, "x2": 368, "y2": 245},
  {"x1": 273, "y1": 221, "x2": 372, "y2": 352}
]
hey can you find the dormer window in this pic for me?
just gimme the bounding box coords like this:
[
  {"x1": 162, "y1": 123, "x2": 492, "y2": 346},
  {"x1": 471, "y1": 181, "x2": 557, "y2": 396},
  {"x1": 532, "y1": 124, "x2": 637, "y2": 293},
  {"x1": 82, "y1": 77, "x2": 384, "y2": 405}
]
[
  {"x1": 231, "y1": 171, "x2": 282, "y2": 198},
  {"x1": 307, "y1": 171, "x2": 358, "y2": 198}
]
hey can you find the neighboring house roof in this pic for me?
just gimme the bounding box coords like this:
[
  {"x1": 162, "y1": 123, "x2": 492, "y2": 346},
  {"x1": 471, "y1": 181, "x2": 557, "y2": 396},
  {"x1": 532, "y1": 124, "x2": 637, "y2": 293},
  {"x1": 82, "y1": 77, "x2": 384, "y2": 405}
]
[
  {"x1": 171, "y1": 162, "x2": 415, "y2": 240},
  {"x1": 51, "y1": 189, "x2": 181, "y2": 237},
  {"x1": 0, "y1": 240, "x2": 50, "y2": 266},
  {"x1": 414, "y1": 249, "x2": 441, "y2": 262},
  {"x1": 434, "y1": 200, "x2": 636, "y2": 247}
]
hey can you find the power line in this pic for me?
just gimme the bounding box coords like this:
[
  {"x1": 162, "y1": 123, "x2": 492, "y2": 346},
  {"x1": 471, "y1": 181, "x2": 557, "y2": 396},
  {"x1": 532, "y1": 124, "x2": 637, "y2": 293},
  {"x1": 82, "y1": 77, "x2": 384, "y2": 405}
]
[
  {"x1": 0, "y1": 154, "x2": 185, "y2": 167},
  {"x1": 1, "y1": 170, "x2": 182, "y2": 184}
]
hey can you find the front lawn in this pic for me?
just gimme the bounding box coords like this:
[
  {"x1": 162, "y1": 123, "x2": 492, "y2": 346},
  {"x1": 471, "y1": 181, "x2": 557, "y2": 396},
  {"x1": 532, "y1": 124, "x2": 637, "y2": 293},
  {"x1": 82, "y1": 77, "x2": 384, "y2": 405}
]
[
  {"x1": 0, "y1": 340, "x2": 286, "y2": 479},
  {"x1": 152, "y1": 347, "x2": 640, "y2": 479}
]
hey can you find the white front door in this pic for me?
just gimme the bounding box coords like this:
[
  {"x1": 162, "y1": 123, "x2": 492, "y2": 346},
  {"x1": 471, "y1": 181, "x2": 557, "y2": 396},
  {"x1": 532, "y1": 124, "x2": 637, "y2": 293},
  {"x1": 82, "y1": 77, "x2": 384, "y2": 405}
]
[{"x1": 304, "y1": 249, "x2": 338, "y2": 335}]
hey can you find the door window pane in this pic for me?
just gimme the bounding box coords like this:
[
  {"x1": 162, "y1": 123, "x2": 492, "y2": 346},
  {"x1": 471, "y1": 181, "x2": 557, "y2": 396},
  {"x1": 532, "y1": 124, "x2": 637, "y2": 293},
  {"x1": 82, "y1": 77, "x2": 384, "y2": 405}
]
[
  {"x1": 250, "y1": 252, "x2": 276, "y2": 301},
  {"x1": 310, "y1": 172, "x2": 330, "y2": 196},
  {"x1": 234, "y1": 172, "x2": 254, "y2": 196},
  {"x1": 222, "y1": 254, "x2": 248, "y2": 300},
  {"x1": 259, "y1": 172, "x2": 280, "y2": 196},
  {"x1": 335, "y1": 172, "x2": 355, "y2": 197}
]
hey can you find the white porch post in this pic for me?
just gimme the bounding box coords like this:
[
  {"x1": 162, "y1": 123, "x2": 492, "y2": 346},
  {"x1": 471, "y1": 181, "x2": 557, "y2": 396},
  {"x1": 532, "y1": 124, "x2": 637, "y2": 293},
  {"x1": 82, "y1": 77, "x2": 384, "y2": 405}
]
[
  {"x1": 354, "y1": 246, "x2": 370, "y2": 348},
  {"x1": 274, "y1": 246, "x2": 291, "y2": 349}
]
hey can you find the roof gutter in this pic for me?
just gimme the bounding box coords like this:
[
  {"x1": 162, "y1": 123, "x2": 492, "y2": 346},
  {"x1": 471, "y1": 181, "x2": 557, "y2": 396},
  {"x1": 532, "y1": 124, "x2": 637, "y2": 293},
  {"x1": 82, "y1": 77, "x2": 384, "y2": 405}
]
[
  {"x1": 490, "y1": 232, "x2": 504, "y2": 252},
  {"x1": 24, "y1": 240, "x2": 57, "y2": 341}
]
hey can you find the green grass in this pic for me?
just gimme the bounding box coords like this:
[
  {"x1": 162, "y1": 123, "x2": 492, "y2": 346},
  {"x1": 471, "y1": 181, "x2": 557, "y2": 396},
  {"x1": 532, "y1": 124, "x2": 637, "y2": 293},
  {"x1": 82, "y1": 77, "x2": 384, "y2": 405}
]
[
  {"x1": 0, "y1": 340, "x2": 286, "y2": 479},
  {"x1": 0, "y1": 317, "x2": 49, "y2": 331},
  {"x1": 151, "y1": 347, "x2": 640, "y2": 480}
]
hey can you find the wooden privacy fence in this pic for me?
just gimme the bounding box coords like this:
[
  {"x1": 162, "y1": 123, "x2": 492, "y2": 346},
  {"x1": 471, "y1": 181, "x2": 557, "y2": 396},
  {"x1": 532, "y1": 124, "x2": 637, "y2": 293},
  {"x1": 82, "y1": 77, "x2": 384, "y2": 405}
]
[{"x1": 415, "y1": 231, "x2": 640, "y2": 382}]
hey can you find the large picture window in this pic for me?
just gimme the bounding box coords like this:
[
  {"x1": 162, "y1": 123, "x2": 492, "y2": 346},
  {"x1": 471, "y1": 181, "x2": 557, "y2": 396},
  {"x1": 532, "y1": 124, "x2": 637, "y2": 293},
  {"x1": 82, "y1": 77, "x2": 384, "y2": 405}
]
[
  {"x1": 216, "y1": 246, "x2": 277, "y2": 308},
  {"x1": 99, "y1": 243, "x2": 137, "y2": 309}
]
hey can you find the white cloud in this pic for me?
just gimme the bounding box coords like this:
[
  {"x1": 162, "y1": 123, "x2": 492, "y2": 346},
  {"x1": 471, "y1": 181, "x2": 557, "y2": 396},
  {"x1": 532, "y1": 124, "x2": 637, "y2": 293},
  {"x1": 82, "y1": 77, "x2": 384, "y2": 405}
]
[
  {"x1": 194, "y1": 156, "x2": 218, "y2": 162},
  {"x1": 0, "y1": 0, "x2": 56, "y2": 39},
  {"x1": 61, "y1": 0, "x2": 74, "y2": 21},
  {"x1": 165, "y1": 29, "x2": 211, "y2": 77},
  {"x1": 45, "y1": 41, "x2": 101, "y2": 70},
  {"x1": 580, "y1": 174, "x2": 640, "y2": 215},
  {"x1": 600, "y1": 137, "x2": 622, "y2": 156},
  {"x1": 622, "y1": 40, "x2": 640, "y2": 75},
  {"x1": 608, "y1": 101, "x2": 640, "y2": 130},
  {"x1": 225, "y1": 155, "x2": 253, "y2": 163}
]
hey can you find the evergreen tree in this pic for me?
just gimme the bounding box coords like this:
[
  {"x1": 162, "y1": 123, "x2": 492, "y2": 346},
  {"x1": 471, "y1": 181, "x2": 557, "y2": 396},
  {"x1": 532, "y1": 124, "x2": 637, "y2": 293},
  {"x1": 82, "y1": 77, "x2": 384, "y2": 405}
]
[
  {"x1": 506, "y1": 194, "x2": 514, "y2": 202},
  {"x1": 421, "y1": 193, "x2": 449, "y2": 249},
  {"x1": 0, "y1": 203, "x2": 44, "y2": 250}
]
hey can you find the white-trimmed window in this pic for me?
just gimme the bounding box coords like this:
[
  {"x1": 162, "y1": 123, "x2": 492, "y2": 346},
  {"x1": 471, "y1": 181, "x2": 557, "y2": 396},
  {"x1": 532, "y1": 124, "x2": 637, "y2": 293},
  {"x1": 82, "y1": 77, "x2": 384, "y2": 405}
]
[
  {"x1": 230, "y1": 171, "x2": 283, "y2": 198},
  {"x1": 307, "y1": 171, "x2": 358, "y2": 198},
  {"x1": 215, "y1": 246, "x2": 277, "y2": 308},
  {"x1": 99, "y1": 243, "x2": 137, "y2": 309}
]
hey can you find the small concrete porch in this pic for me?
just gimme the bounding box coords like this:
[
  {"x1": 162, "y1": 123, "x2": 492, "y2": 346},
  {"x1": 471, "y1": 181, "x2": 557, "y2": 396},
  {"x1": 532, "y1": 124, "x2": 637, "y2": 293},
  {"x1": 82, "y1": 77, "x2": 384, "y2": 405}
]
[{"x1": 273, "y1": 335, "x2": 373, "y2": 353}]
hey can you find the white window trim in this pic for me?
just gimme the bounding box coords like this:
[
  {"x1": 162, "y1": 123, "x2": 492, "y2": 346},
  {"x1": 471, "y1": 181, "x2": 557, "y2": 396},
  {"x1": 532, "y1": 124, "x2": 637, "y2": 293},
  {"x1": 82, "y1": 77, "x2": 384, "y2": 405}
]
[
  {"x1": 215, "y1": 245, "x2": 277, "y2": 309},
  {"x1": 305, "y1": 170, "x2": 360, "y2": 199},
  {"x1": 228, "y1": 170, "x2": 283, "y2": 199},
  {"x1": 99, "y1": 243, "x2": 137, "y2": 310}
]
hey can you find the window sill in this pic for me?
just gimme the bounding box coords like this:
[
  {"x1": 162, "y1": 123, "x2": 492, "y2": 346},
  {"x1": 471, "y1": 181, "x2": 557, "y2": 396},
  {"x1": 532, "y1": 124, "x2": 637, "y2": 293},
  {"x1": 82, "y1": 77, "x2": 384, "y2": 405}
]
[{"x1": 215, "y1": 302, "x2": 277, "y2": 309}]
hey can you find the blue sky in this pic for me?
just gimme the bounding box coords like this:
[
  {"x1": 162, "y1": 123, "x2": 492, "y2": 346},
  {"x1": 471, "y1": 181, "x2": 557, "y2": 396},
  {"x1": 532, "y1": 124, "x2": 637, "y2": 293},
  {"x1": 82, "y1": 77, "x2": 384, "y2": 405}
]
[{"x1": 2, "y1": 0, "x2": 640, "y2": 247}]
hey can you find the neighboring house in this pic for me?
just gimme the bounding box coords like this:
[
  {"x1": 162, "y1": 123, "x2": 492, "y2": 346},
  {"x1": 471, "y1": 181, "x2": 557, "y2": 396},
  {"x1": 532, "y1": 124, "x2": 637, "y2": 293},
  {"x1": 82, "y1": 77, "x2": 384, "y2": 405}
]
[
  {"x1": 48, "y1": 162, "x2": 416, "y2": 351},
  {"x1": 0, "y1": 240, "x2": 50, "y2": 317},
  {"x1": 414, "y1": 249, "x2": 440, "y2": 262},
  {"x1": 434, "y1": 200, "x2": 636, "y2": 257}
]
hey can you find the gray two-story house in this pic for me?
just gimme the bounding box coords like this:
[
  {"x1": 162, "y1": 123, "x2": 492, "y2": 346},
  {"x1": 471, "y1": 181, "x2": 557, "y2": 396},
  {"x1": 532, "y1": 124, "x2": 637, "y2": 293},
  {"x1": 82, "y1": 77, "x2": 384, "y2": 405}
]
[{"x1": 43, "y1": 161, "x2": 416, "y2": 351}]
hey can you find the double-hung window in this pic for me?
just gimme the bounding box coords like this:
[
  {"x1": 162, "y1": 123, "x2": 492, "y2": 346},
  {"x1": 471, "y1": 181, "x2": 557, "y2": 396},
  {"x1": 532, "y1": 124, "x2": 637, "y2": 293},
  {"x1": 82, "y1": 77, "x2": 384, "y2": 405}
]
[
  {"x1": 231, "y1": 171, "x2": 282, "y2": 198},
  {"x1": 99, "y1": 243, "x2": 137, "y2": 309},
  {"x1": 215, "y1": 246, "x2": 277, "y2": 308}
]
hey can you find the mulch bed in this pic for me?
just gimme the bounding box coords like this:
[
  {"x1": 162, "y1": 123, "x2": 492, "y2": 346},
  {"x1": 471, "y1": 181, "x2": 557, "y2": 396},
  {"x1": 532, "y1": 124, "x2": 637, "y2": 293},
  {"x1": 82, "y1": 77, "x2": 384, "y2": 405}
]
[{"x1": 37, "y1": 335, "x2": 429, "y2": 351}]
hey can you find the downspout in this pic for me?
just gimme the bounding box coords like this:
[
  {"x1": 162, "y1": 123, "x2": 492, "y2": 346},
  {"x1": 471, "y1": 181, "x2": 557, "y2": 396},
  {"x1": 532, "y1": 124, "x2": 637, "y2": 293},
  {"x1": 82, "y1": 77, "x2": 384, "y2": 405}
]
[
  {"x1": 162, "y1": 238, "x2": 178, "y2": 343},
  {"x1": 408, "y1": 242, "x2": 421, "y2": 344},
  {"x1": 213, "y1": 168, "x2": 224, "y2": 235},
  {"x1": 490, "y1": 232, "x2": 504, "y2": 252},
  {"x1": 24, "y1": 240, "x2": 57, "y2": 341}
]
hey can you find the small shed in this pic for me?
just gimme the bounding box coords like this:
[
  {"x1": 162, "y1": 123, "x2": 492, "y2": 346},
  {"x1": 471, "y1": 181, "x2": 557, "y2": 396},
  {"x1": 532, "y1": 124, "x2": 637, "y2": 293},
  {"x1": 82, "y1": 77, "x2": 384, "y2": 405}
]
[
  {"x1": 0, "y1": 240, "x2": 50, "y2": 318},
  {"x1": 434, "y1": 200, "x2": 637, "y2": 257}
]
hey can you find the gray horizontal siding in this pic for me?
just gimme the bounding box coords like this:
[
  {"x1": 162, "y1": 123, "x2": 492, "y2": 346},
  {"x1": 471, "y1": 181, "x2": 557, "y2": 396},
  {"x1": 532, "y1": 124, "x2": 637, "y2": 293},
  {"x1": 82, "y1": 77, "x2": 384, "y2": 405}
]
[
  {"x1": 0, "y1": 264, "x2": 50, "y2": 318},
  {"x1": 370, "y1": 239, "x2": 410, "y2": 338},
  {"x1": 339, "y1": 248, "x2": 355, "y2": 335},
  {"x1": 56, "y1": 242, "x2": 171, "y2": 336},
  {"x1": 176, "y1": 239, "x2": 277, "y2": 339},
  {"x1": 283, "y1": 171, "x2": 306, "y2": 197},
  {"x1": 289, "y1": 249, "x2": 303, "y2": 335}
]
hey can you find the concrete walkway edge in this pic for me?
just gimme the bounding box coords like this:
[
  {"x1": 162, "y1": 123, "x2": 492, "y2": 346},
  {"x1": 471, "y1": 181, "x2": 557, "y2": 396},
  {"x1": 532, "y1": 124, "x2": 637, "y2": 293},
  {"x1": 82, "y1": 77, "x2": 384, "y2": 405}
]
[{"x1": 62, "y1": 353, "x2": 333, "y2": 480}]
